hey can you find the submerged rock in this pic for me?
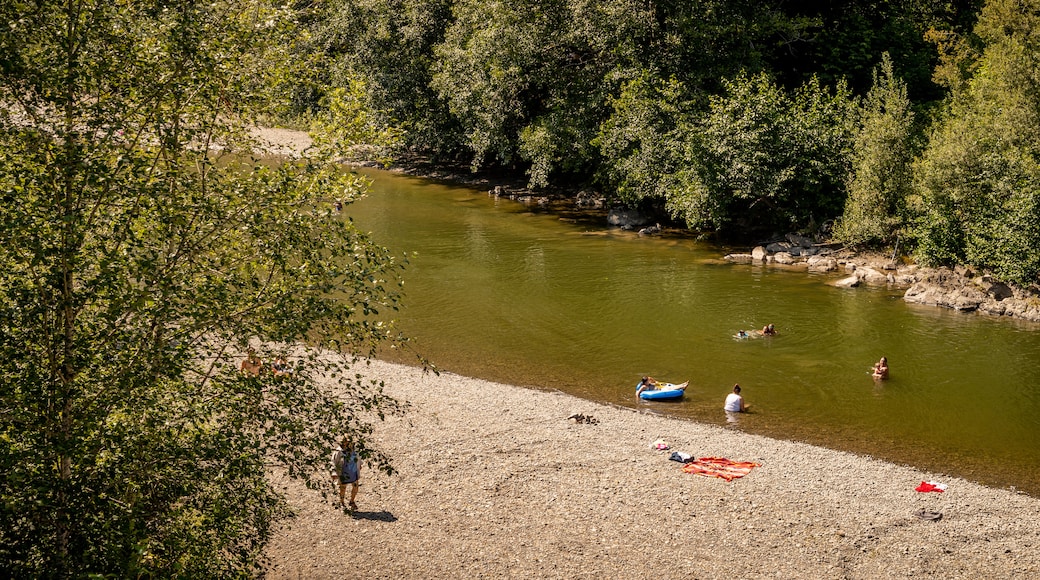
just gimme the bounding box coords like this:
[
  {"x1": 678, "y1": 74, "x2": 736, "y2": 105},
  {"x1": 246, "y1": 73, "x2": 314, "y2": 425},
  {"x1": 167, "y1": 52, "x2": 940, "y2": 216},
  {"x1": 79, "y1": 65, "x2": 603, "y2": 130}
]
[
  {"x1": 724, "y1": 253, "x2": 755, "y2": 264},
  {"x1": 833, "y1": 275, "x2": 860, "y2": 288}
]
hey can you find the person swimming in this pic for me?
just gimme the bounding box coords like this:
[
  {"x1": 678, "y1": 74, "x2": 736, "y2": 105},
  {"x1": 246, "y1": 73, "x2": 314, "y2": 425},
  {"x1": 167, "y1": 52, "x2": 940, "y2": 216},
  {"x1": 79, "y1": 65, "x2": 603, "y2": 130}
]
[{"x1": 872, "y1": 356, "x2": 889, "y2": 379}]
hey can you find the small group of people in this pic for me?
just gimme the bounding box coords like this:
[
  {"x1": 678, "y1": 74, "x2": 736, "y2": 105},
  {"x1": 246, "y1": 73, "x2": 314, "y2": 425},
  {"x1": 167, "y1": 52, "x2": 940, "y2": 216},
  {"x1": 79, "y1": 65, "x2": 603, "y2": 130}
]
[
  {"x1": 239, "y1": 348, "x2": 293, "y2": 378},
  {"x1": 641, "y1": 319, "x2": 884, "y2": 416},
  {"x1": 735, "y1": 323, "x2": 777, "y2": 339}
]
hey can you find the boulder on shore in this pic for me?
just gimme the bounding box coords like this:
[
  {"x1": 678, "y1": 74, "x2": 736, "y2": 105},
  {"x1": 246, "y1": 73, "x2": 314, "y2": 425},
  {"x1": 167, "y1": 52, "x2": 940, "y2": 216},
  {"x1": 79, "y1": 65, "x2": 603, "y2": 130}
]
[
  {"x1": 806, "y1": 255, "x2": 838, "y2": 272},
  {"x1": 904, "y1": 269, "x2": 990, "y2": 311}
]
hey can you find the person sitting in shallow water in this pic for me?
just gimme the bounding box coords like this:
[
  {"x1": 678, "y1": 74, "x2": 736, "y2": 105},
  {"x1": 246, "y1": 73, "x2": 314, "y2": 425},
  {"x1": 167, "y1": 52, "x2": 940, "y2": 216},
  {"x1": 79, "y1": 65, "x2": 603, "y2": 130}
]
[
  {"x1": 761, "y1": 323, "x2": 776, "y2": 336},
  {"x1": 872, "y1": 356, "x2": 889, "y2": 379},
  {"x1": 724, "y1": 384, "x2": 750, "y2": 412}
]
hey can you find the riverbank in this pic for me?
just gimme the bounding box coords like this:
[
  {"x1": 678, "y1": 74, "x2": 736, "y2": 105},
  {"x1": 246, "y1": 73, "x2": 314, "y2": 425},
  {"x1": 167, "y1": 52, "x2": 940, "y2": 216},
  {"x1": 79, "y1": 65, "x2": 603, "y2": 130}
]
[
  {"x1": 254, "y1": 126, "x2": 1040, "y2": 324},
  {"x1": 265, "y1": 359, "x2": 1040, "y2": 579}
]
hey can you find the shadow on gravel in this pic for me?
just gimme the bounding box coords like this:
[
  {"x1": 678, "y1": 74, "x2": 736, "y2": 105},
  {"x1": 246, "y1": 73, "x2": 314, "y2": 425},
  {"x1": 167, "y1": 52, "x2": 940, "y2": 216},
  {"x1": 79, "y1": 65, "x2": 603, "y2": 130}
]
[{"x1": 347, "y1": 510, "x2": 397, "y2": 522}]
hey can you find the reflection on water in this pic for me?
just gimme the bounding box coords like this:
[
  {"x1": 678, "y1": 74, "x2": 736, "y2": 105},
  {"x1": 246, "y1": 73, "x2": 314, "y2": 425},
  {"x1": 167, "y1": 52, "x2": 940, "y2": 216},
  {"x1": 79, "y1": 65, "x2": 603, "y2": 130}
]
[{"x1": 347, "y1": 167, "x2": 1040, "y2": 496}]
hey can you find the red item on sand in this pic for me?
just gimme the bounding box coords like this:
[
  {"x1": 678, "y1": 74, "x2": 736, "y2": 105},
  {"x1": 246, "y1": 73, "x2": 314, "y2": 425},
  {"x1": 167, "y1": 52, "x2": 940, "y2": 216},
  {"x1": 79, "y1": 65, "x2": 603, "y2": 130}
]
[
  {"x1": 682, "y1": 457, "x2": 761, "y2": 481},
  {"x1": 915, "y1": 481, "x2": 945, "y2": 493}
]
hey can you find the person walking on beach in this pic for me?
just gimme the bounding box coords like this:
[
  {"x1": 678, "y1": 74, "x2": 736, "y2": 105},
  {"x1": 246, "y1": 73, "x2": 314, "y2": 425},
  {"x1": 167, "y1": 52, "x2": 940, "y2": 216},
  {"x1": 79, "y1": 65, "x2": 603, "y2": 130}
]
[
  {"x1": 332, "y1": 437, "x2": 360, "y2": 511},
  {"x1": 724, "y1": 384, "x2": 749, "y2": 412}
]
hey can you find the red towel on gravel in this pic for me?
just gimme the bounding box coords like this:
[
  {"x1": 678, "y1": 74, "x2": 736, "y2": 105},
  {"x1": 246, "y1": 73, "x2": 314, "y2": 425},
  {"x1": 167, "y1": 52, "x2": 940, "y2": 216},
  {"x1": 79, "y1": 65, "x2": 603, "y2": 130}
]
[{"x1": 682, "y1": 457, "x2": 761, "y2": 481}]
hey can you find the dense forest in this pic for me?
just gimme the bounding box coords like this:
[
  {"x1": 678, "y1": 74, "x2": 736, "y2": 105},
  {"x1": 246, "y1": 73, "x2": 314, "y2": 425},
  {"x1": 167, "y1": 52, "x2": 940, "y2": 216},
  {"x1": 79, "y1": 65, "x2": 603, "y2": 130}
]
[
  {"x1": 302, "y1": 0, "x2": 1040, "y2": 286},
  {"x1": 2, "y1": 0, "x2": 1039, "y2": 576}
]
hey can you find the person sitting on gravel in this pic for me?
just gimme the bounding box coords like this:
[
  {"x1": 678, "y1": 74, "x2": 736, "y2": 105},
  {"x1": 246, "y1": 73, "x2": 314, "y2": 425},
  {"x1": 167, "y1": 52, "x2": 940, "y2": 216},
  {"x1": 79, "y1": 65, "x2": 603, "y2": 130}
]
[
  {"x1": 271, "y1": 356, "x2": 292, "y2": 378},
  {"x1": 240, "y1": 348, "x2": 263, "y2": 376}
]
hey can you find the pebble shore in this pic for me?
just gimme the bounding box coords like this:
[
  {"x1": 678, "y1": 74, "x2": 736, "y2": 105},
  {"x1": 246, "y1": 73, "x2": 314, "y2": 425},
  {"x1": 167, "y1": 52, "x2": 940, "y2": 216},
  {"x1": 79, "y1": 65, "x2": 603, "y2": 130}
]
[{"x1": 266, "y1": 359, "x2": 1040, "y2": 579}]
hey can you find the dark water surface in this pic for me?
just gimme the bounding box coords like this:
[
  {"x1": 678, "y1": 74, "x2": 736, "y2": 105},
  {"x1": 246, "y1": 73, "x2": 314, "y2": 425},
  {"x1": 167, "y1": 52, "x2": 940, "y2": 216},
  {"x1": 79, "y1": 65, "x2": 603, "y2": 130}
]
[{"x1": 347, "y1": 167, "x2": 1040, "y2": 496}]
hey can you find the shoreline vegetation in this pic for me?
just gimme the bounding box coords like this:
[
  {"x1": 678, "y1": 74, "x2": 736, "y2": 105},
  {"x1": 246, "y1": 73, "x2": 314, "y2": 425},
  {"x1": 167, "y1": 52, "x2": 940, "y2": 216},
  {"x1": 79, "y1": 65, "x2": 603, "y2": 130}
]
[
  {"x1": 256, "y1": 126, "x2": 1040, "y2": 325},
  {"x1": 384, "y1": 158, "x2": 1040, "y2": 324},
  {"x1": 266, "y1": 359, "x2": 1040, "y2": 578},
  {"x1": 255, "y1": 128, "x2": 1040, "y2": 577}
]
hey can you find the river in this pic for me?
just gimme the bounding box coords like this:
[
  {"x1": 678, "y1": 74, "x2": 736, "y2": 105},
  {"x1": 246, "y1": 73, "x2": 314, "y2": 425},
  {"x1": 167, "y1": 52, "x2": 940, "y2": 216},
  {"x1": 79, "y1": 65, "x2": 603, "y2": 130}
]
[{"x1": 345, "y1": 167, "x2": 1040, "y2": 496}]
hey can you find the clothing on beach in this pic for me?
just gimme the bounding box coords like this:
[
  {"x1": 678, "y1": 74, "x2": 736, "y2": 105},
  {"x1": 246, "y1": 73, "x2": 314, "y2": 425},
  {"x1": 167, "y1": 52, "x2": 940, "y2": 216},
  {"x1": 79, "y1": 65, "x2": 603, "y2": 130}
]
[
  {"x1": 669, "y1": 451, "x2": 693, "y2": 463},
  {"x1": 915, "y1": 480, "x2": 947, "y2": 493}
]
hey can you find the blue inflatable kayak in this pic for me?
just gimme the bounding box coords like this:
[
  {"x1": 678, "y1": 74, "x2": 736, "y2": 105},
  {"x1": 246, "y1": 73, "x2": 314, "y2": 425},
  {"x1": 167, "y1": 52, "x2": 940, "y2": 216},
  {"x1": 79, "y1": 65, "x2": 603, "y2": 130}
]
[{"x1": 636, "y1": 381, "x2": 688, "y2": 401}]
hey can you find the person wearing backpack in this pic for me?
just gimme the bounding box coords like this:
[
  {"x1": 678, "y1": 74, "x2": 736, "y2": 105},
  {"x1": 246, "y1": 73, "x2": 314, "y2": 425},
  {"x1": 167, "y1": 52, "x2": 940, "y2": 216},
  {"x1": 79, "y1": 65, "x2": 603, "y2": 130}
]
[{"x1": 332, "y1": 437, "x2": 360, "y2": 511}]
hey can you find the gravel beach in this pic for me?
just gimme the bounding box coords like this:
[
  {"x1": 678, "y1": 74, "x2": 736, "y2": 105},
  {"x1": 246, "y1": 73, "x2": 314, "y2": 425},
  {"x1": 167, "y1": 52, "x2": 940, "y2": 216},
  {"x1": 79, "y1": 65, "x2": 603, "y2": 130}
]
[{"x1": 265, "y1": 358, "x2": 1040, "y2": 579}]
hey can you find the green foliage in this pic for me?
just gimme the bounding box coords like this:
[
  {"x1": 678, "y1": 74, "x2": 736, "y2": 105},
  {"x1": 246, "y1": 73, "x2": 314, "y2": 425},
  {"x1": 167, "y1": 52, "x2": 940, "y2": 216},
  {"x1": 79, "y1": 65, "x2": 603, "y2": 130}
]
[
  {"x1": 305, "y1": 0, "x2": 976, "y2": 214},
  {"x1": 835, "y1": 53, "x2": 915, "y2": 247},
  {"x1": 768, "y1": 0, "x2": 980, "y2": 102},
  {"x1": 310, "y1": 77, "x2": 406, "y2": 166},
  {"x1": 427, "y1": 0, "x2": 809, "y2": 186},
  {"x1": 593, "y1": 72, "x2": 694, "y2": 204},
  {"x1": 0, "y1": 1, "x2": 410, "y2": 575},
  {"x1": 314, "y1": 0, "x2": 461, "y2": 156},
  {"x1": 302, "y1": 0, "x2": 981, "y2": 232},
  {"x1": 430, "y1": 0, "x2": 635, "y2": 181},
  {"x1": 913, "y1": 0, "x2": 1040, "y2": 284},
  {"x1": 673, "y1": 72, "x2": 856, "y2": 233}
]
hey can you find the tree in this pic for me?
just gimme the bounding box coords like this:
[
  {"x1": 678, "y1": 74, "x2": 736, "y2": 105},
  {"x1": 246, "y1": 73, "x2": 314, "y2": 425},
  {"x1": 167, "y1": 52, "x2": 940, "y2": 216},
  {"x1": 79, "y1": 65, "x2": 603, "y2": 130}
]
[
  {"x1": 835, "y1": 53, "x2": 915, "y2": 247},
  {"x1": 913, "y1": 0, "x2": 1040, "y2": 284},
  {"x1": 593, "y1": 72, "x2": 693, "y2": 204},
  {"x1": 430, "y1": 0, "x2": 639, "y2": 182},
  {"x1": 314, "y1": 0, "x2": 462, "y2": 157},
  {"x1": 0, "y1": 1, "x2": 410, "y2": 575},
  {"x1": 671, "y1": 72, "x2": 855, "y2": 234},
  {"x1": 428, "y1": 0, "x2": 802, "y2": 187}
]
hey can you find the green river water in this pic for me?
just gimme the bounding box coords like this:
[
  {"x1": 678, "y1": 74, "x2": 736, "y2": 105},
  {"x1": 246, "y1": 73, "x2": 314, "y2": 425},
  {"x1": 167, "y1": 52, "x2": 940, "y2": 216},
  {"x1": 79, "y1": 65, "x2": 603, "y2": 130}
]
[{"x1": 346, "y1": 167, "x2": 1040, "y2": 496}]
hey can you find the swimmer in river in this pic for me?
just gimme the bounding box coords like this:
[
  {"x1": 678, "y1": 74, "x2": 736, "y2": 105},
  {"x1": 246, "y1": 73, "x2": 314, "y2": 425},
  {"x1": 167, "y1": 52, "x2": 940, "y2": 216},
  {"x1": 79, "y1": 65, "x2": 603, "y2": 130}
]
[{"x1": 872, "y1": 356, "x2": 889, "y2": 380}]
